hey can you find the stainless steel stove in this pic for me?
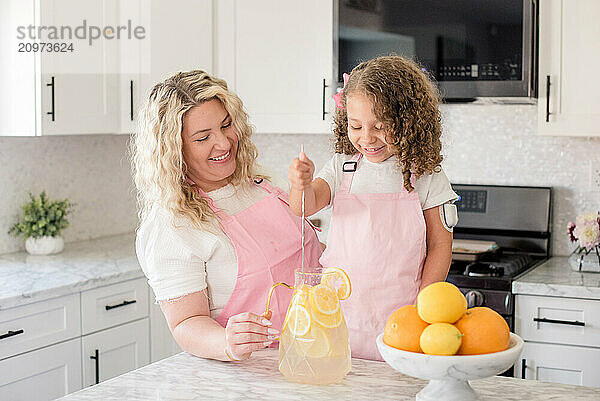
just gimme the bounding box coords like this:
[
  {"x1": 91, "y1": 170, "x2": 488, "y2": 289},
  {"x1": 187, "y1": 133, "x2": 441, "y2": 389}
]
[{"x1": 446, "y1": 184, "x2": 552, "y2": 375}]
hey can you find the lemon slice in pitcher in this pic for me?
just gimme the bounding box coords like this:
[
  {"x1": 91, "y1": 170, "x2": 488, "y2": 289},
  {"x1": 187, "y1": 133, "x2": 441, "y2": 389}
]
[
  {"x1": 310, "y1": 284, "x2": 340, "y2": 315},
  {"x1": 294, "y1": 325, "x2": 331, "y2": 358},
  {"x1": 322, "y1": 267, "x2": 351, "y2": 300},
  {"x1": 311, "y1": 308, "x2": 343, "y2": 329},
  {"x1": 286, "y1": 304, "x2": 311, "y2": 336}
]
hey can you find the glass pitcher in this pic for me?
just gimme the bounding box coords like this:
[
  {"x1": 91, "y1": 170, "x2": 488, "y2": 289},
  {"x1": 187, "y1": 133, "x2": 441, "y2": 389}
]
[{"x1": 265, "y1": 267, "x2": 351, "y2": 385}]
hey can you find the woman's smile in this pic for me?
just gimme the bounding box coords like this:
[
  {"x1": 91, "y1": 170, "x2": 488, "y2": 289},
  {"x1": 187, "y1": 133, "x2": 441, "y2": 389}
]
[{"x1": 208, "y1": 150, "x2": 232, "y2": 163}]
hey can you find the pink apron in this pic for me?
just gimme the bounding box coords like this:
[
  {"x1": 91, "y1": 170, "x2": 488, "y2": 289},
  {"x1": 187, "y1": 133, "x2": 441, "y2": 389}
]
[
  {"x1": 193, "y1": 179, "x2": 322, "y2": 333},
  {"x1": 319, "y1": 153, "x2": 426, "y2": 360}
]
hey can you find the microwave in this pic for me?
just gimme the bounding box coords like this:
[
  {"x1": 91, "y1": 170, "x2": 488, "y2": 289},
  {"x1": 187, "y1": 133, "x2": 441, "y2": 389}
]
[{"x1": 334, "y1": 0, "x2": 537, "y2": 101}]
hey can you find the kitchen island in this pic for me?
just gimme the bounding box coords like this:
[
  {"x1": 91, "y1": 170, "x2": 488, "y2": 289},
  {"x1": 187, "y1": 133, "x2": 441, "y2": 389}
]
[{"x1": 58, "y1": 348, "x2": 600, "y2": 400}]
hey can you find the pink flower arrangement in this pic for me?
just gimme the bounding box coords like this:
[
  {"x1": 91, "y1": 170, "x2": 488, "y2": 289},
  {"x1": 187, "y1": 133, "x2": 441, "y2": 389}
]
[{"x1": 567, "y1": 211, "x2": 600, "y2": 257}]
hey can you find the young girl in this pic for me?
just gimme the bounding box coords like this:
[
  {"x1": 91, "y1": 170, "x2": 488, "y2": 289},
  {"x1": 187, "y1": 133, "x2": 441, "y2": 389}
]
[{"x1": 288, "y1": 55, "x2": 458, "y2": 360}]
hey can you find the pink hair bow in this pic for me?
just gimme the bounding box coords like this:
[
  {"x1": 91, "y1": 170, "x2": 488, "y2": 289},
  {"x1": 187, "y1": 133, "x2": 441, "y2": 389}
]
[{"x1": 333, "y1": 73, "x2": 350, "y2": 109}]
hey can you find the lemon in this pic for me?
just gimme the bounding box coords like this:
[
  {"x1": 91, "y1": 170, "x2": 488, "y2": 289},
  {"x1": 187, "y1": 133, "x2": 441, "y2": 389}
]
[
  {"x1": 322, "y1": 267, "x2": 352, "y2": 300},
  {"x1": 311, "y1": 307, "x2": 343, "y2": 329},
  {"x1": 419, "y1": 323, "x2": 463, "y2": 355},
  {"x1": 310, "y1": 284, "x2": 340, "y2": 315},
  {"x1": 286, "y1": 304, "x2": 311, "y2": 336},
  {"x1": 294, "y1": 325, "x2": 331, "y2": 358},
  {"x1": 417, "y1": 282, "x2": 467, "y2": 324}
]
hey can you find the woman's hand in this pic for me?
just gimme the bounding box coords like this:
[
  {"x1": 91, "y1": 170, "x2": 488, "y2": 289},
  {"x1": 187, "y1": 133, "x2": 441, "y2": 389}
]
[
  {"x1": 289, "y1": 152, "x2": 315, "y2": 192},
  {"x1": 224, "y1": 311, "x2": 278, "y2": 361}
]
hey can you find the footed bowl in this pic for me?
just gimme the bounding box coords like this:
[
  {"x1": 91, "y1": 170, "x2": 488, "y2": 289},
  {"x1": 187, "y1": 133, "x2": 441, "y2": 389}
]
[{"x1": 376, "y1": 332, "x2": 524, "y2": 401}]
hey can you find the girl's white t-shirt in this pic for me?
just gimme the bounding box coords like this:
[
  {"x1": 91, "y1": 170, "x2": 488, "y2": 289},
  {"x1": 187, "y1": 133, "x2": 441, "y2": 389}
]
[
  {"x1": 316, "y1": 153, "x2": 458, "y2": 216},
  {"x1": 135, "y1": 173, "x2": 287, "y2": 319}
]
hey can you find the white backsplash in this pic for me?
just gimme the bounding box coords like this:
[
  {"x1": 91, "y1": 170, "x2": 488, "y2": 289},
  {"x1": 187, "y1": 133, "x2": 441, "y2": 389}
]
[
  {"x1": 1, "y1": 104, "x2": 598, "y2": 255},
  {"x1": 0, "y1": 135, "x2": 137, "y2": 255}
]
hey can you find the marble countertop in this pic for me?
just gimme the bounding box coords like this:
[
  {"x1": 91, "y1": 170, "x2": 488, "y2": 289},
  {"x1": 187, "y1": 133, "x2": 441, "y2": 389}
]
[
  {"x1": 0, "y1": 233, "x2": 142, "y2": 310},
  {"x1": 58, "y1": 348, "x2": 600, "y2": 401},
  {"x1": 513, "y1": 256, "x2": 600, "y2": 300}
]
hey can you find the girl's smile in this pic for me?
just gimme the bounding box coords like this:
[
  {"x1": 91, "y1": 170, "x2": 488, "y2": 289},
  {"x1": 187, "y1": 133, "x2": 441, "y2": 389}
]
[{"x1": 346, "y1": 93, "x2": 394, "y2": 163}]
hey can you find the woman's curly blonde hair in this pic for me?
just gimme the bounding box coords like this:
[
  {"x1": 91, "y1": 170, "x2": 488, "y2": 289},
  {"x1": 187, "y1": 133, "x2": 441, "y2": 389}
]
[
  {"x1": 131, "y1": 70, "x2": 264, "y2": 229},
  {"x1": 333, "y1": 55, "x2": 443, "y2": 192}
]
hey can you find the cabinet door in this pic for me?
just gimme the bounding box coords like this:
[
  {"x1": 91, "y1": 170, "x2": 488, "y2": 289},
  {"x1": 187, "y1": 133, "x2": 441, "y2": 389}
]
[
  {"x1": 0, "y1": 0, "x2": 36, "y2": 136},
  {"x1": 0, "y1": 338, "x2": 82, "y2": 401},
  {"x1": 82, "y1": 318, "x2": 149, "y2": 387},
  {"x1": 538, "y1": 0, "x2": 600, "y2": 136},
  {"x1": 216, "y1": 0, "x2": 334, "y2": 134},
  {"x1": 38, "y1": 0, "x2": 120, "y2": 135},
  {"x1": 149, "y1": 290, "x2": 181, "y2": 363},
  {"x1": 138, "y1": 0, "x2": 214, "y2": 107},
  {"x1": 517, "y1": 341, "x2": 600, "y2": 388}
]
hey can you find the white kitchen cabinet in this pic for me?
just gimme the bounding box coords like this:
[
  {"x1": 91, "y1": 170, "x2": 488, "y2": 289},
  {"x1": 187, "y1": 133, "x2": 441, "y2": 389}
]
[
  {"x1": 37, "y1": 0, "x2": 121, "y2": 135},
  {"x1": 82, "y1": 318, "x2": 149, "y2": 387},
  {"x1": 515, "y1": 294, "x2": 600, "y2": 387},
  {"x1": 215, "y1": 0, "x2": 334, "y2": 134},
  {"x1": 516, "y1": 341, "x2": 600, "y2": 387},
  {"x1": 0, "y1": 293, "x2": 80, "y2": 361},
  {"x1": 149, "y1": 288, "x2": 181, "y2": 362},
  {"x1": 537, "y1": 0, "x2": 600, "y2": 136},
  {"x1": 0, "y1": 337, "x2": 82, "y2": 401}
]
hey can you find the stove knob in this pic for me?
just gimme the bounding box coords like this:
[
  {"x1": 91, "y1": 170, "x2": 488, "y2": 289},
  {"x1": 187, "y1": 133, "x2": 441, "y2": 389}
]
[{"x1": 465, "y1": 290, "x2": 484, "y2": 308}]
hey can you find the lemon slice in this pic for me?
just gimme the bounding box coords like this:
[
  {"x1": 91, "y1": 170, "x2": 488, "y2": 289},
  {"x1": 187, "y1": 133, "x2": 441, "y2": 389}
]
[
  {"x1": 286, "y1": 304, "x2": 311, "y2": 336},
  {"x1": 322, "y1": 267, "x2": 352, "y2": 300},
  {"x1": 310, "y1": 284, "x2": 340, "y2": 315},
  {"x1": 311, "y1": 308, "x2": 343, "y2": 329},
  {"x1": 293, "y1": 325, "x2": 331, "y2": 358}
]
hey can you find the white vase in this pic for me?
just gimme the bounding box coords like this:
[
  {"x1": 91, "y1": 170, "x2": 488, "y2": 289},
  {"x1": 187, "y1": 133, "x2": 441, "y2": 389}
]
[
  {"x1": 568, "y1": 249, "x2": 600, "y2": 273},
  {"x1": 25, "y1": 236, "x2": 64, "y2": 255}
]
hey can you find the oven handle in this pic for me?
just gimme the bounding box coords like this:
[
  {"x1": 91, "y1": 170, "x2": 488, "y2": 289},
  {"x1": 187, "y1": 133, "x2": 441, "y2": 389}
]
[{"x1": 533, "y1": 317, "x2": 585, "y2": 327}]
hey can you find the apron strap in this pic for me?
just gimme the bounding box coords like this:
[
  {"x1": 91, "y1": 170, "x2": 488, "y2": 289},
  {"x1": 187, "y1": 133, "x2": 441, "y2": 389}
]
[
  {"x1": 185, "y1": 177, "x2": 228, "y2": 219},
  {"x1": 338, "y1": 153, "x2": 362, "y2": 194}
]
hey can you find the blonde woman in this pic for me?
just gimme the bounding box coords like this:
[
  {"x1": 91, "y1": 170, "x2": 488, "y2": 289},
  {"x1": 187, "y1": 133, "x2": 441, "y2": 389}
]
[{"x1": 132, "y1": 70, "x2": 322, "y2": 362}]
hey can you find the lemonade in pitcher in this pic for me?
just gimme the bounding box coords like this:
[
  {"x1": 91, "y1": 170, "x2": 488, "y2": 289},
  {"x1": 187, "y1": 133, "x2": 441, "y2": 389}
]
[{"x1": 274, "y1": 267, "x2": 351, "y2": 385}]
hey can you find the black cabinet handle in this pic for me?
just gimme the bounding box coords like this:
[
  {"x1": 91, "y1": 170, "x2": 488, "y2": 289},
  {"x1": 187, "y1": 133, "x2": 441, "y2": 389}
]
[
  {"x1": 0, "y1": 329, "x2": 24, "y2": 340},
  {"x1": 521, "y1": 358, "x2": 526, "y2": 379},
  {"x1": 533, "y1": 317, "x2": 585, "y2": 326},
  {"x1": 129, "y1": 80, "x2": 134, "y2": 121},
  {"x1": 545, "y1": 75, "x2": 551, "y2": 122},
  {"x1": 90, "y1": 349, "x2": 100, "y2": 385},
  {"x1": 47, "y1": 76, "x2": 55, "y2": 121},
  {"x1": 322, "y1": 79, "x2": 329, "y2": 120},
  {"x1": 105, "y1": 299, "x2": 136, "y2": 310}
]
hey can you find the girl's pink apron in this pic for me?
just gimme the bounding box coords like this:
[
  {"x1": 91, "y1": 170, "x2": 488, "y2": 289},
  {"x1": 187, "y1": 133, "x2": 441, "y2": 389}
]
[
  {"x1": 319, "y1": 153, "x2": 426, "y2": 360},
  {"x1": 193, "y1": 179, "x2": 322, "y2": 333}
]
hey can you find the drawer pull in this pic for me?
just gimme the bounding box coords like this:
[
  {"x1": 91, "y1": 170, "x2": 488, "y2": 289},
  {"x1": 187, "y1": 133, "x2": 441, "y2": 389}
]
[
  {"x1": 533, "y1": 317, "x2": 585, "y2": 327},
  {"x1": 90, "y1": 349, "x2": 100, "y2": 385},
  {"x1": 105, "y1": 299, "x2": 136, "y2": 310},
  {"x1": 521, "y1": 359, "x2": 526, "y2": 379},
  {"x1": 0, "y1": 329, "x2": 24, "y2": 340}
]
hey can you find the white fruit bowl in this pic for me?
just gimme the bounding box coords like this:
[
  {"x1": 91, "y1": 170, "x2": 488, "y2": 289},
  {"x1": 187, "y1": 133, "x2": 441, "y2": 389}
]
[{"x1": 376, "y1": 332, "x2": 524, "y2": 401}]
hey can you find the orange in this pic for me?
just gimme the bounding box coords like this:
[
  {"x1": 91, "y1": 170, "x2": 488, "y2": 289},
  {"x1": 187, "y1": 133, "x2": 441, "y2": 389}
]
[
  {"x1": 417, "y1": 282, "x2": 467, "y2": 324},
  {"x1": 454, "y1": 307, "x2": 510, "y2": 355},
  {"x1": 383, "y1": 305, "x2": 429, "y2": 353}
]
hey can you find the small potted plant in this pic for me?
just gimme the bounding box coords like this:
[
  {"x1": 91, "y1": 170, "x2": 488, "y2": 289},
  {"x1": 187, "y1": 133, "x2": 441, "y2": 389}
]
[
  {"x1": 567, "y1": 211, "x2": 600, "y2": 272},
  {"x1": 8, "y1": 191, "x2": 75, "y2": 255}
]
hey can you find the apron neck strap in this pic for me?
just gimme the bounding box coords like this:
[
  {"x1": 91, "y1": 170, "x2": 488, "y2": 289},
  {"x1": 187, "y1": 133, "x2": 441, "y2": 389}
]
[
  {"x1": 339, "y1": 153, "x2": 362, "y2": 194},
  {"x1": 185, "y1": 177, "x2": 227, "y2": 218}
]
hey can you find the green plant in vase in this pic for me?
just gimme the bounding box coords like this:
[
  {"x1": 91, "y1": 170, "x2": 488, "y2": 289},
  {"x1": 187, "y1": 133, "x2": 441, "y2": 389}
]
[{"x1": 8, "y1": 191, "x2": 75, "y2": 255}]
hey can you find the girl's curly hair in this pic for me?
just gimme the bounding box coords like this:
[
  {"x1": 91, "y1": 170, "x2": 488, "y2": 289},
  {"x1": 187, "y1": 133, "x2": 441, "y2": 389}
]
[{"x1": 333, "y1": 55, "x2": 443, "y2": 192}]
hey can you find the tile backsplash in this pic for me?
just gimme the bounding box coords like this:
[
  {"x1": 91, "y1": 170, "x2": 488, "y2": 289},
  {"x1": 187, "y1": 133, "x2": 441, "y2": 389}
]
[{"x1": 1, "y1": 104, "x2": 598, "y2": 255}]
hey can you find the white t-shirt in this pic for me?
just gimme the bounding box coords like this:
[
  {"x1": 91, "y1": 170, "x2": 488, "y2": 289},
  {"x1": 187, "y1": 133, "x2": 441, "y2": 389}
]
[
  {"x1": 316, "y1": 153, "x2": 458, "y2": 211},
  {"x1": 135, "y1": 172, "x2": 288, "y2": 319}
]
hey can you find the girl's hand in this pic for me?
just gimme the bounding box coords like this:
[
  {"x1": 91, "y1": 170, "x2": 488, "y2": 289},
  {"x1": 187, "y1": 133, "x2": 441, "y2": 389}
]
[
  {"x1": 224, "y1": 311, "x2": 278, "y2": 361},
  {"x1": 289, "y1": 152, "x2": 315, "y2": 192}
]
